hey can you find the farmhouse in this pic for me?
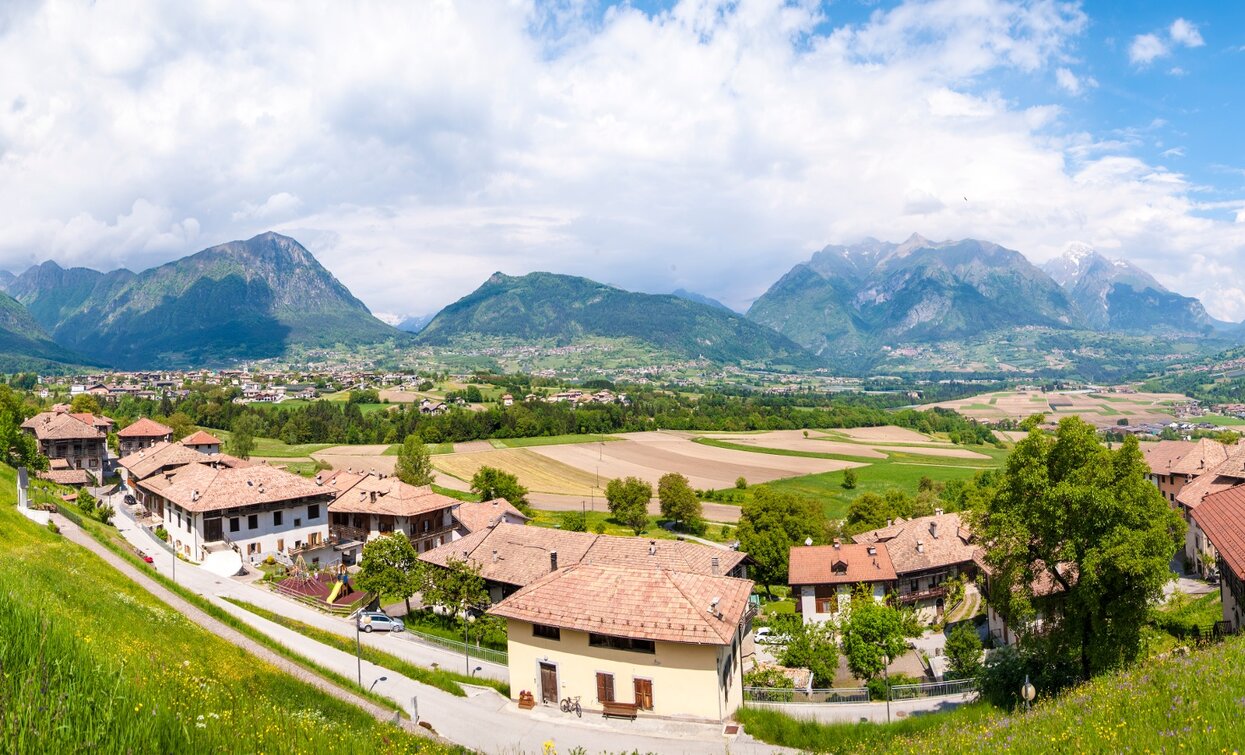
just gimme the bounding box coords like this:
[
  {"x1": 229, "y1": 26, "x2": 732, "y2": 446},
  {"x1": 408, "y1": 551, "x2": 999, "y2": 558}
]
[
  {"x1": 21, "y1": 407, "x2": 113, "y2": 479},
  {"x1": 452, "y1": 498, "x2": 529, "y2": 533},
  {"x1": 116, "y1": 417, "x2": 174, "y2": 456},
  {"x1": 420, "y1": 523, "x2": 748, "y2": 604},
  {"x1": 1141, "y1": 438, "x2": 1229, "y2": 506},
  {"x1": 852, "y1": 511, "x2": 979, "y2": 620},
  {"x1": 488, "y1": 563, "x2": 754, "y2": 721},
  {"x1": 1190, "y1": 487, "x2": 1245, "y2": 633},
  {"x1": 320, "y1": 469, "x2": 461, "y2": 562},
  {"x1": 1174, "y1": 444, "x2": 1245, "y2": 576},
  {"x1": 181, "y1": 430, "x2": 222, "y2": 454},
  {"x1": 788, "y1": 540, "x2": 897, "y2": 623}
]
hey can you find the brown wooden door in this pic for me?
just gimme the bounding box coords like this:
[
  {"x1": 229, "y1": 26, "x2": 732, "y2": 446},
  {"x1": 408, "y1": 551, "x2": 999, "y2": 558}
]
[
  {"x1": 633, "y1": 678, "x2": 653, "y2": 710},
  {"x1": 539, "y1": 663, "x2": 558, "y2": 703},
  {"x1": 596, "y1": 672, "x2": 615, "y2": 703}
]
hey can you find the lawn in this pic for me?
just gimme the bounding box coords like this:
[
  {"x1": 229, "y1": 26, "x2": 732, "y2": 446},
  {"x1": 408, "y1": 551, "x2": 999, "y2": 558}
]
[
  {"x1": 528, "y1": 509, "x2": 736, "y2": 543},
  {"x1": 0, "y1": 465, "x2": 449, "y2": 754},
  {"x1": 489, "y1": 433, "x2": 622, "y2": 449},
  {"x1": 1200, "y1": 414, "x2": 1245, "y2": 427},
  {"x1": 384, "y1": 442, "x2": 456, "y2": 456},
  {"x1": 206, "y1": 428, "x2": 335, "y2": 458},
  {"x1": 739, "y1": 634, "x2": 1245, "y2": 752}
]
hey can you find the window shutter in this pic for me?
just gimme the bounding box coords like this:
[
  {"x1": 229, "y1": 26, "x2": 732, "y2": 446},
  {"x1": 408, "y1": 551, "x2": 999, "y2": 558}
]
[{"x1": 596, "y1": 672, "x2": 615, "y2": 703}]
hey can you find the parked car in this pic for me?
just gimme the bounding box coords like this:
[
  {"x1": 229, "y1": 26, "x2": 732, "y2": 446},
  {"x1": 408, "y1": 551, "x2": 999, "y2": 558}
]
[
  {"x1": 124, "y1": 494, "x2": 137, "y2": 506},
  {"x1": 755, "y1": 627, "x2": 776, "y2": 644},
  {"x1": 136, "y1": 550, "x2": 154, "y2": 564},
  {"x1": 357, "y1": 612, "x2": 404, "y2": 633}
]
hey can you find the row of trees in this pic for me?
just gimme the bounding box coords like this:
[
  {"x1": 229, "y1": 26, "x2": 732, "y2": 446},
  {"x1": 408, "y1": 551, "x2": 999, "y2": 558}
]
[{"x1": 601, "y1": 472, "x2": 706, "y2": 535}]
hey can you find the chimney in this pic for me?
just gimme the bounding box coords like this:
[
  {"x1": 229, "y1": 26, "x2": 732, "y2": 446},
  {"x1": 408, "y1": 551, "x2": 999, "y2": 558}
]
[
  {"x1": 711, "y1": 557, "x2": 720, "y2": 575},
  {"x1": 832, "y1": 538, "x2": 841, "y2": 550},
  {"x1": 867, "y1": 546, "x2": 877, "y2": 556},
  {"x1": 886, "y1": 519, "x2": 892, "y2": 527},
  {"x1": 492, "y1": 549, "x2": 498, "y2": 563},
  {"x1": 550, "y1": 550, "x2": 558, "y2": 572},
  {"x1": 649, "y1": 541, "x2": 657, "y2": 556},
  {"x1": 916, "y1": 540, "x2": 924, "y2": 554},
  {"x1": 930, "y1": 521, "x2": 939, "y2": 539},
  {"x1": 935, "y1": 508, "x2": 944, "y2": 517}
]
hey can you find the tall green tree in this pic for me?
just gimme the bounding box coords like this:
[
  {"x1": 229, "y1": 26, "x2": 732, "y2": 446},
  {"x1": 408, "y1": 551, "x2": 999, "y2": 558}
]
[
  {"x1": 69, "y1": 393, "x2": 102, "y2": 415},
  {"x1": 356, "y1": 532, "x2": 424, "y2": 615},
  {"x1": 424, "y1": 557, "x2": 488, "y2": 617},
  {"x1": 839, "y1": 591, "x2": 914, "y2": 683},
  {"x1": 0, "y1": 386, "x2": 44, "y2": 471},
  {"x1": 228, "y1": 414, "x2": 263, "y2": 459},
  {"x1": 395, "y1": 434, "x2": 435, "y2": 487},
  {"x1": 944, "y1": 623, "x2": 984, "y2": 680},
  {"x1": 775, "y1": 614, "x2": 839, "y2": 687},
  {"x1": 470, "y1": 466, "x2": 531, "y2": 514},
  {"x1": 973, "y1": 419, "x2": 1184, "y2": 682},
  {"x1": 657, "y1": 472, "x2": 704, "y2": 534},
  {"x1": 605, "y1": 476, "x2": 652, "y2": 535},
  {"x1": 736, "y1": 487, "x2": 825, "y2": 594}
]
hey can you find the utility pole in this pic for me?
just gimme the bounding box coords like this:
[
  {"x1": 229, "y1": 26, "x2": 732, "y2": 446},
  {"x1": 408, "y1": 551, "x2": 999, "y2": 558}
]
[{"x1": 356, "y1": 612, "x2": 363, "y2": 687}]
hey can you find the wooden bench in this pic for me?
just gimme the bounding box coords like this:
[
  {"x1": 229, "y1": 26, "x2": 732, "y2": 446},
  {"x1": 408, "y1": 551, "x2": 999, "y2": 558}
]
[{"x1": 601, "y1": 701, "x2": 639, "y2": 720}]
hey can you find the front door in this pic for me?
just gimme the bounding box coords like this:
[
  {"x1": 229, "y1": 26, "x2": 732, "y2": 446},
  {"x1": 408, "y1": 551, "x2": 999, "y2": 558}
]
[
  {"x1": 204, "y1": 517, "x2": 223, "y2": 542},
  {"x1": 539, "y1": 663, "x2": 558, "y2": 703},
  {"x1": 633, "y1": 678, "x2": 653, "y2": 710}
]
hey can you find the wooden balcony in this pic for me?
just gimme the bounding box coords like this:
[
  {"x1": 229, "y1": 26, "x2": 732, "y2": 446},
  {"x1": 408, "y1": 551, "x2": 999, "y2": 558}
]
[{"x1": 894, "y1": 585, "x2": 949, "y2": 604}]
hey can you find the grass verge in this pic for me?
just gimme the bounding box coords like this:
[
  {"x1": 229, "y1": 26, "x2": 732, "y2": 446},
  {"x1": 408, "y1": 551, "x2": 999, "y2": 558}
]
[{"x1": 223, "y1": 598, "x2": 511, "y2": 698}]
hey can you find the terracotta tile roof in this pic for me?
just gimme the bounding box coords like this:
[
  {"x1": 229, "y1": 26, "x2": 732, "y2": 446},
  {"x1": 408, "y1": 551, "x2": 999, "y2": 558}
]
[
  {"x1": 118, "y1": 440, "x2": 249, "y2": 481},
  {"x1": 852, "y1": 513, "x2": 977, "y2": 575},
  {"x1": 139, "y1": 462, "x2": 331, "y2": 513},
  {"x1": 1141, "y1": 440, "x2": 1197, "y2": 475},
  {"x1": 1176, "y1": 445, "x2": 1245, "y2": 509},
  {"x1": 454, "y1": 498, "x2": 530, "y2": 533},
  {"x1": 38, "y1": 468, "x2": 91, "y2": 485},
  {"x1": 72, "y1": 412, "x2": 114, "y2": 429},
  {"x1": 181, "y1": 430, "x2": 222, "y2": 445},
  {"x1": 21, "y1": 411, "x2": 105, "y2": 441},
  {"x1": 1191, "y1": 485, "x2": 1245, "y2": 580},
  {"x1": 487, "y1": 563, "x2": 753, "y2": 645},
  {"x1": 117, "y1": 417, "x2": 174, "y2": 438},
  {"x1": 325, "y1": 471, "x2": 459, "y2": 517},
  {"x1": 788, "y1": 542, "x2": 897, "y2": 585},
  {"x1": 1170, "y1": 438, "x2": 1230, "y2": 476},
  {"x1": 419, "y1": 522, "x2": 746, "y2": 588}
]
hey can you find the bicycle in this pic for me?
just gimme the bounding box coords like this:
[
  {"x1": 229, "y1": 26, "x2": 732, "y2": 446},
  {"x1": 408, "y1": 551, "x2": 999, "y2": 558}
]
[{"x1": 559, "y1": 695, "x2": 582, "y2": 717}]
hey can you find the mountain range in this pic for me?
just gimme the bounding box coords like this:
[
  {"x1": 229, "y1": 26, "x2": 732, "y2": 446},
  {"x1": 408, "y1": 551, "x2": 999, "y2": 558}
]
[
  {"x1": 0, "y1": 230, "x2": 1234, "y2": 376},
  {"x1": 0, "y1": 233, "x2": 402, "y2": 368}
]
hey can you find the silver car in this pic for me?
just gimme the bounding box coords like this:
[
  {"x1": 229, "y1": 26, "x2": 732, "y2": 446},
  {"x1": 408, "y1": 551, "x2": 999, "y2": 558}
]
[{"x1": 357, "y1": 611, "x2": 405, "y2": 633}]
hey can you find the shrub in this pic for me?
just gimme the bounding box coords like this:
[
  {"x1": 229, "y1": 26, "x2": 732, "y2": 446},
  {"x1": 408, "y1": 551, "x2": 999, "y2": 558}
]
[
  {"x1": 154, "y1": 525, "x2": 168, "y2": 541},
  {"x1": 46, "y1": 520, "x2": 60, "y2": 535},
  {"x1": 842, "y1": 468, "x2": 858, "y2": 489},
  {"x1": 735, "y1": 476, "x2": 748, "y2": 490},
  {"x1": 945, "y1": 622, "x2": 984, "y2": 680},
  {"x1": 867, "y1": 672, "x2": 922, "y2": 700},
  {"x1": 592, "y1": 521, "x2": 607, "y2": 534},
  {"x1": 558, "y1": 510, "x2": 587, "y2": 532}
]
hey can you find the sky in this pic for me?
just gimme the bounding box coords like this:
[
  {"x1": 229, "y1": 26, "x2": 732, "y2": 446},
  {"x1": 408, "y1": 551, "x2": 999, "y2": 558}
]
[{"x1": 1, "y1": 0, "x2": 1244, "y2": 323}]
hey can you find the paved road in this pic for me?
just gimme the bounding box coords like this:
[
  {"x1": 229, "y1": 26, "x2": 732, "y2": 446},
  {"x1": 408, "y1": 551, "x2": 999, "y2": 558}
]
[{"x1": 102, "y1": 493, "x2": 780, "y2": 753}]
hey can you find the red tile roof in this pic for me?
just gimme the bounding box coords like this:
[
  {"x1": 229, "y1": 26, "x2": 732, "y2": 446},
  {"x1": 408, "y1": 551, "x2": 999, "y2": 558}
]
[
  {"x1": 488, "y1": 564, "x2": 753, "y2": 645},
  {"x1": 140, "y1": 462, "x2": 331, "y2": 513},
  {"x1": 117, "y1": 417, "x2": 174, "y2": 438},
  {"x1": 454, "y1": 498, "x2": 530, "y2": 533},
  {"x1": 852, "y1": 513, "x2": 977, "y2": 575},
  {"x1": 325, "y1": 471, "x2": 459, "y2": 517},
  {"x1": 21, "y1": 411, "x2": 105, "y2": 441},
  {"x1": 1191, "y1": 485, "x2": 1245, "y2": 580},
  {"x1": 788, "y1": 543, "x2": 897, "y2": 586},
  {"x1": 181, "y1": 430, "x2": 222, "y2": 446}
]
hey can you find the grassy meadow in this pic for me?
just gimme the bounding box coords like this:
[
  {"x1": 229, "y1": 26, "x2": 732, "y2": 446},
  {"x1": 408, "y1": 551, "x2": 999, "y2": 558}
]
[
  {"x1": 528, "y1": 509, "x2": 735, "y2": 543},
  {"x1": 0, "y1": 465, "x2": 451, "y2": 754}
]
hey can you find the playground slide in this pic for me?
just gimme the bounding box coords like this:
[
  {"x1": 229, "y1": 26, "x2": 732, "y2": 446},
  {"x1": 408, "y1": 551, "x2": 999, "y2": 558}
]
[{"x1": 326, "y1": 580, "x2": 343, "y2": 604}]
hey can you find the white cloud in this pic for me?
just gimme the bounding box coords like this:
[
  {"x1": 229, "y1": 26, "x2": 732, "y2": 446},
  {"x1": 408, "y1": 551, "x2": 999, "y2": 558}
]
[
  {"x1": 1169, "y1": 18, "x2": 1204, "y2": 48},
  {"x1": 1129, "y1": 33, "x2": 1168, "y2": 65},
  {"x1": 1054, "y1": 66, "x2": 1095, "y2": 95},
  {"x1": 0, "y1": 0, "x2": 1243, "y2": 322}
]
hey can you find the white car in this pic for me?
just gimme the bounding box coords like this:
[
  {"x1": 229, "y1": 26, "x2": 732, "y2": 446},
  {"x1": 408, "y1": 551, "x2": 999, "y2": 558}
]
[
  {"x1": 357, "y1": 611, "x2": 405, "y2": 633},
  {"x1": 755, "y1": 627, "x2": 774, "y2": 644}
]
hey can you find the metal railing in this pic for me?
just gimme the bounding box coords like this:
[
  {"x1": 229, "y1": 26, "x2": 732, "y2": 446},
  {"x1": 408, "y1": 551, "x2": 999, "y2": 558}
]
[
  {"x1": 888, "y1": 678, "x2": 977, "y2": 700},
  {"x1": 402, "y1": 627, "x2": 508, "y2": 666},
  {"x1": 743, "y1": 687, "x2": 869, "y2": 704},
  {"x1": 744, "y1": 678, "x2": 976, "y2": 704}
]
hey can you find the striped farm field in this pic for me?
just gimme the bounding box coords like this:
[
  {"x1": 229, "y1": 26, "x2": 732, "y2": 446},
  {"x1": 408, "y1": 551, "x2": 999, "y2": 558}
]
[{"x1": 432, "y1": 448, "x2": 602, "y2": 496}]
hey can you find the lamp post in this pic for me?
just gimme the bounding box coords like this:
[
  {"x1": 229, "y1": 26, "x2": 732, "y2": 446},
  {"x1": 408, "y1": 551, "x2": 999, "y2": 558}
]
[
  {"x1": 355, "y1": 611, "x2": 364, "y2": 687},
  {"x1": 1021, "y1": 674, "x2": 1036, "y2": 712},
  {"x1": 882, "y1": 653, "x2": 891, "y2": 724},
  {"x1": 369, "y1": 675, "x2": 388, "y2": 692}
]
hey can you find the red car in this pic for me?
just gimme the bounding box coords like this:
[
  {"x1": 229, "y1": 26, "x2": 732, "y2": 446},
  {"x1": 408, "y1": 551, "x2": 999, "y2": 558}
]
[{"x1": 136, "y1": 550, "x2": 154, "y2": 564}]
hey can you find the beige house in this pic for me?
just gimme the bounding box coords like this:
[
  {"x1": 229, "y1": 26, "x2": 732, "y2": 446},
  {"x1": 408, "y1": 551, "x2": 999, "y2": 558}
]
[
  {"x1": 116, "y1": 417, "x2": 174, "y2": 456},
  {"x1": 181, "y1": 430, "x2": 222, "y2": 455},
  {"x1": 489, "y1": 563, "x2": 754, "y2": 721}
]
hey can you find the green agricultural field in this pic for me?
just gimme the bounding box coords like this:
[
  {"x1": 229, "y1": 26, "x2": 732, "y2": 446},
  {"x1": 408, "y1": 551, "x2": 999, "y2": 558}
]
[
  {"x1": 207, "y1": 428, "x2": 335, "y2": 458},
  {"x1": 490, "y1": 433, "x2": 622, "y2": 449},
  {"x1": 738, "y1": 632, "x2": 1245, "y2": 752},
  {"x1": 382, "y1": 442, "x2": 455, "y2": 455},
  {"x1": 1201, "y1": 414, "x2": 1245, "y2": 427},
  {"x1": 0, "y1": 466, "x2": 449, "y2": 754},
  {"x1": 528, "y1": 509, "x2": 735, "y2": 543}
]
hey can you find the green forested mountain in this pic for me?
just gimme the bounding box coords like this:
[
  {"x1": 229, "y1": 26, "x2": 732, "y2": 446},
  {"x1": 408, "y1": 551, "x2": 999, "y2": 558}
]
[
  {"x1": 415, "y1": 271, "x2": 818, "y2": 367},
  {"x1": 0, "y1": 292, "x2": 93, "y2": 371},
  {"x1": 4, "y1": 233, "x2": 403, "y2": 367}
]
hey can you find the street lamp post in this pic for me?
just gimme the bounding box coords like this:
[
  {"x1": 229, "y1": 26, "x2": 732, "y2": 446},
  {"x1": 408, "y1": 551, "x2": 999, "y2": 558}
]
[
  {"x1": 882, "y1": 653, "x2": 891, "y2": 724},
  {"x1": 355, "y1": 612, "x2": 364, "y2": 687},
  {"x1": 369, "y1": 675, "x2": 388, "y2": 692},
  {"x1": 464, "y1": 616, "x2": 471, "y2": 675},
  {"x1": 1021, "y1": 674, "x2": 1036, "y2": 712}
]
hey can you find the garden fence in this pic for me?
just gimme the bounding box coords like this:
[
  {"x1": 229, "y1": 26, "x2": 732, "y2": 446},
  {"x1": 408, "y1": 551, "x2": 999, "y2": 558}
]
[{"x1": 744, "y1": 677, "x2": 976, "y2": 704}]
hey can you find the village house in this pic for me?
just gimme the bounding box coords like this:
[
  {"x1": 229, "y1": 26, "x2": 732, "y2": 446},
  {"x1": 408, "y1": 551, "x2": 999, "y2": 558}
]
[
  {"x1": 984, "y1": 561, "x2": 1075, "y2": 647},
  {"x1": 1141, "y1": 438, "x2": 1229, "y2": 506},
  {"x1": 132, "y1": 460, "x2": 336, "y2": 564},
  {"x1": 116, "y1": 417, "x2": 175, "y2": 456},
  {"x1": 788, "y1": 540, "x2": 897, "y2": 623},
  {"x1": 319, "y1": 469, "x2": 464, "y2": 563},
  {"x1": 1173, "y1": 444, "x2": 1245, "y2": 576},
  {"x1": 1189, "y1": 487, "x2": 1245, "y2": 634},
  {"x1": 181, "y1": 430, "x2": 222, "y2": 454},
  {"x1": 117, "y1": 441, "x2": 250, "y2": 510},
  {"x1": 21, "y1": 407, "x2": 113, "y2": 479},
  {"x1": 420, "y1": 523, "x2": 749, "y2": 604},
  {"x1": 488, "y1": 563, "x2": 754, "y2": 721},
  {"x1": 852, "y1": 511, "x2": 980, "y2": 621},
  {"x1": 451, "y1": 498, "x2": 529, "y2": 534}
]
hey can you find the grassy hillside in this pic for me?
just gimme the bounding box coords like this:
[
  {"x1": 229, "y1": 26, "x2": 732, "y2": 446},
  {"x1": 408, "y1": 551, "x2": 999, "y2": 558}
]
[
  {"x1": 739, "y1": 633, "x2": 1245, "y2": 752},
  {"x1": 0, "y1": 465, "x2": 451, "y2": 753}
]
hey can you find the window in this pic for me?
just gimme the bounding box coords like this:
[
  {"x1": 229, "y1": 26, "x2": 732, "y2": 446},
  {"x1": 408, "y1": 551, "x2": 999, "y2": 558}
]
[
  {"x1": 229, "y1": 517, "x2": 240, "y2": 533},
  {"x1": 588, "y1": 633, "x2": 655, "y2": 654},
  {"x1": 248, "y1": 514, "x2": 258, "y2": 530},
  {"x1": 814, "y1": 585, "x2": 839, "y2": 614},
  {"x1": 595, "y1": 672, "x2": 616, "y2": 703},
  {"x1": 294, "y1": 518, "x2": 301, "y2": 527},
  {"x1": 308, "y1": 504, "x2": 320, "y2": 520},
  {"x1": 533, "y1": 624, "x2": 561, "y2": 641},
  {"x1": 273, "y1": 511, "x2": 283, "y2": 526}
]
